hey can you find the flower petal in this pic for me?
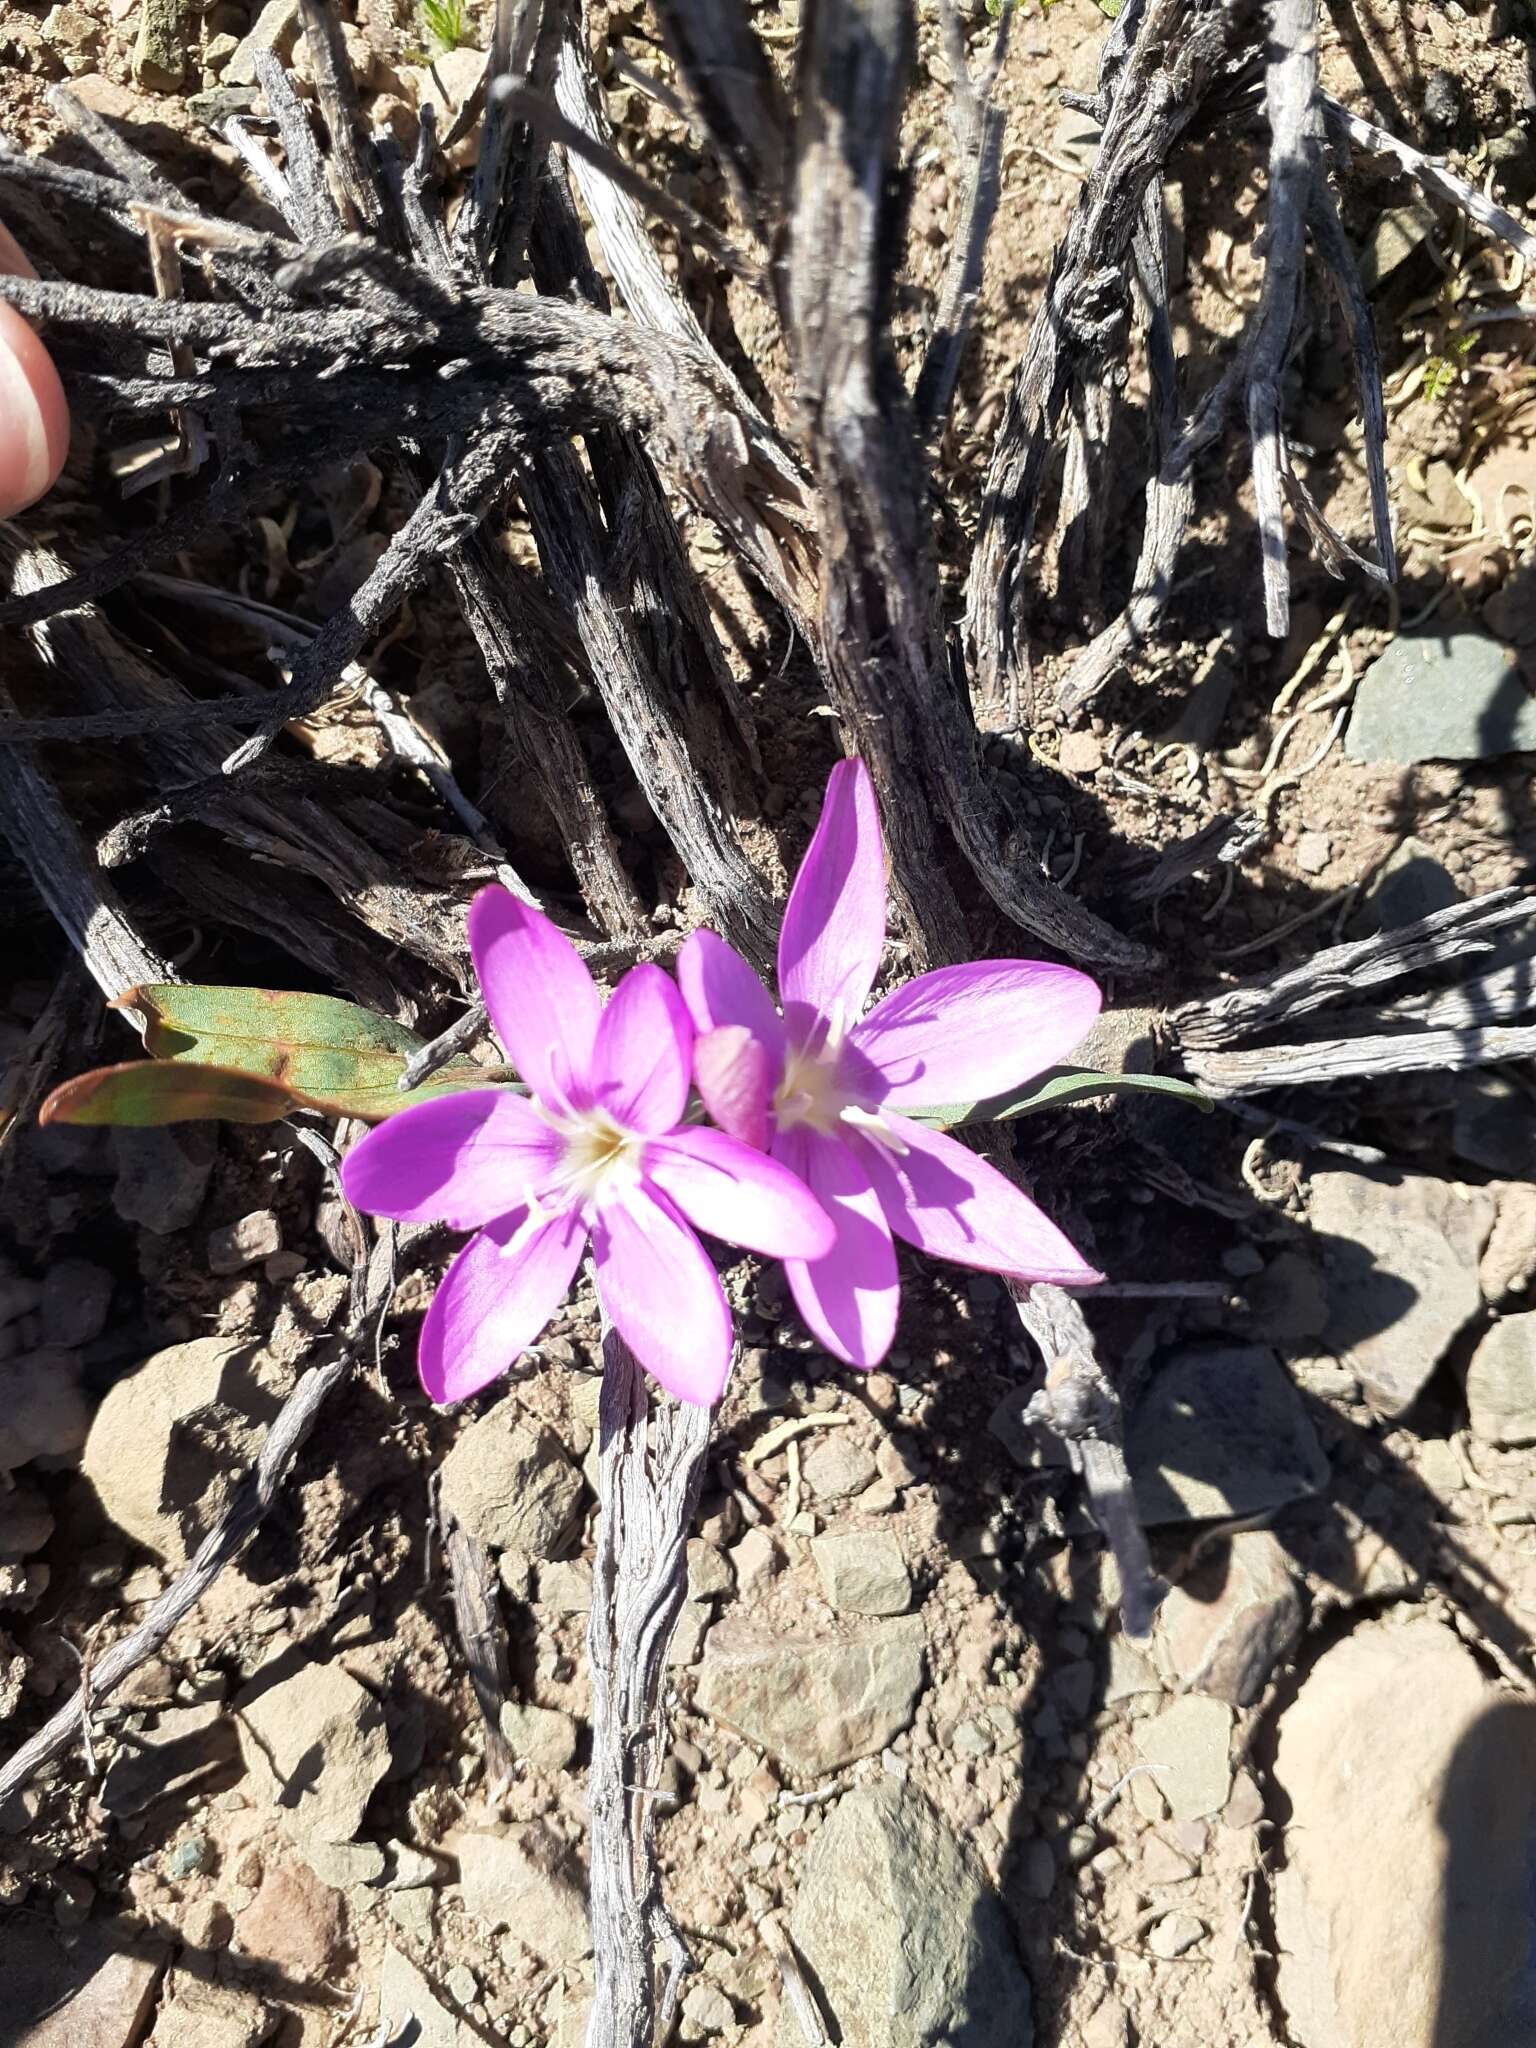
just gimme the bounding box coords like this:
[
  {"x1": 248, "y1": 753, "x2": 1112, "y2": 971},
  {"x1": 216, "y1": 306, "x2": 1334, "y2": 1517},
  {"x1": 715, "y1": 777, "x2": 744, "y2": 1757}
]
[
  {"x1": 418, "y1": 1207, "x2": 587, "y2": 1403},
  {"x1": 676, "y1": 929, "x2": 786, "y2": 1060},
  {"x1": 592, "y1": 1189, "x2": 733, "y2": 1405},
  {"x1": 773, "y1": 1127, "x2": 899, "y2": 1368},
  {"x1": 468, "y1": 886, "x2": 600, "y2": 1110},
  {"x1": 587, "y1": 963, "x2": 694, "y2": 1133},
  {"x1": 340, "y1": 1088, "x2": 560, "y2": 1229},
  {"x1": 693, "y1": 1025, "x2": 774, "y2": 1150},
  {"x1": 648, "y1": 1126, "x2": 836, "y2": 1259},
  {"x1": 778, "y1": 759, "x2": 886, "y2": 1031},
  {"x1": 852, "y1": 959, "x2": 1101, "y2": 1109},
  {"x1": 858, "y1": 1115, "x2": 1100, "y2": 1284}
]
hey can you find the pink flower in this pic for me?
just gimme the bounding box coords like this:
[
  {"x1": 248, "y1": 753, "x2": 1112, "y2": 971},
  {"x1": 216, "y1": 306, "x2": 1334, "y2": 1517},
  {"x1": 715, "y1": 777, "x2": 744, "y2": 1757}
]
[
  {"x1": 341, "y1": 889, "x2": 835, "y2": 1406},
  {"x1": 678, "y1": 760, "x2": 1103, "y2": 1369}
]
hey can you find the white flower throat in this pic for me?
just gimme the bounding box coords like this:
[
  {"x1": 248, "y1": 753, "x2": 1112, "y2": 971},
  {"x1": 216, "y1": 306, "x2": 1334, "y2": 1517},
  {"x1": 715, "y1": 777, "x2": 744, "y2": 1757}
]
[
  {"x1": 535, "y1": 1103, "x2": 647, "y2": 1215},
  {"x1": 772, "y1": 1010, "x2": 907, "y2": 1155}
]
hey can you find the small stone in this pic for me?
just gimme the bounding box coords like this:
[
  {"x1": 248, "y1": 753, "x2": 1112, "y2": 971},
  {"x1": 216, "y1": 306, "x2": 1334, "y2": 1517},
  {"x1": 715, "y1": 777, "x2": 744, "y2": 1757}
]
[
  {"x1": 43, "y1": 3, "x2": 101, "y2": 73},
  {"x1": 439, "y1": 1404, "x2": 583, "y2": 1558},
  {"x1": 1482, "y1": 1187, "x2": 1536, "y2": 1305},
  {"x1": 150, "y1": 1976, "x2": 275, "y2": 2048},
  {"x1": 686, "y1": 1538, "x2": 734, "y2": 1602},
  {"x1": 800, "y1": 1435, "x2": 879, "y2": 1502},
  {"x1": 730, "y1": 1526, "x2": 779, "y2": 1589},
  {"x1": 1345, "y1": 630, "x2": 1536, "y2": 764},
  {"x1": 1354, "y1": 837, "x2": 1463, "y2": 936},
  {"x1": 102, "y1": 1702, "x2": 239, "y2": 1817},
  {"x1": 388, "y1": 1887, "x2": 434, "y2": 1940},
  {"x1": 1308, "y1": 1169, "x2": 1495, "y2": 1418},
  {"x1": 680, "y1": 1981, "x2": 736, "y2": 2035},
  {"x1": 1105, "y1": 1638, "x2": 1162, "y2": 1706},
  {"x1": 235, "y1": 1860, "x2": 344, "y2": 1978},
  {"x1": 1139, "y1": 1834, "x2": 1196, "y2": 1884},
  {"x1": 1467, "y1": 1314, "x2": 1536, "y2": 1446},
  {"x1": 1127, "y1": 1345, "x2": 1329, "y2": 1524},
  {"x1": 1452, "y1": 1075, "x2": 1535, "y2": 1180},
  {"x1": 1423, "y1": 65, "x2": 1460, "y2": 128},
  {"x1": 304, "y1": 1838, "x2": 387, "y2": 1888},
  {"x1": 666, "y1": 1601, "x2": 714, "y2": 1669},
  {"x1": 1135, "y1": 1698, "x2": 1233, "y2": 1821},
  {"x1": 225, "y1": 0, "x2": 300, "y2": 86},
  {"x1": 1273, "y1": 1619, "x2": 1536, "y2": 2048},
  {"x1": 82, "y1": 1338, "x2": 281, "y2": 1565},
  {"x1": 39, "y1": 1258, "x2": 112, "y2": 1348},
  {"x1": 207, "y1": 1210, "x2": 281, "y2": 1275},
  {"x1": 697, "y1": 1620, "x2": 926, "y2": 1775},
  {"x1": 0, "y1": 1351, "x2": 90, "y2": 1463},
  {"x1": 1359, "y1": 200, "x2": 1438, "y2": 290},
  {"x1": 1147, "y1": 1911, "x2": 1205, "y2": 1958},
  {"x1": 811, "y1": 1530, "x2": 911, "y2": 1616},
  {"x1": 1224, "y1": 1768, "x2": 1265, "y2": 1829},
  {"x1": 1057, "y1": 731, "x2": 1103, "y2": 777},
  {"x1": 453, "y1": 1825, "x2": 589, "y2": 1965},
  {"x1": 1082, "y1": 1996, "x2": 1130, "y2": 2048},
  {"x1": 380, "y1": 1944, "x2": 462, "y2": 2048},
  {"x1": 1245, "y1": 1251, "x2": 1329, "y2": 1343},
  {"x1": 111, "y1": 1124, "x2": 214, "y2": 1233},
  {"x1": 14, "y1": 1936, "x2": 165, "y2": 2046},
  {"x1": 384, "y1": 1842, "x2": 442, "y2": 1890},
  {"x1": 1019, "y1": 1837, "x2": 1056, "y2": 1900},
  {"x1": 1052, "y1": 1659, "x2": 1096, "y2": 1722},
  {"x1": 537, "y1": 1560, "x2": 592, "y2": 1613},
  {"x1": 235, "y1": 1660, "x2": 391, "y2": 1851},
  {"x1": 1154, "y1": 1530, "x2": 1302, "y2": 1706},
  {"x1": 1294, "y1": 831, "x2": 1331, "y2": 874},
  {"x1": 165, "y1": 1834, "x2": 213, "y2": 1880},
  {"x1": 445, "y1": 1965, "x2": 478, "y2": 2005},
  {"x1": 498, "y1": 1702, "x2": 579, "y2": 1772},
  {"x1": 779, "y1": 1780, "x2": 1032, "y2": 2046}
]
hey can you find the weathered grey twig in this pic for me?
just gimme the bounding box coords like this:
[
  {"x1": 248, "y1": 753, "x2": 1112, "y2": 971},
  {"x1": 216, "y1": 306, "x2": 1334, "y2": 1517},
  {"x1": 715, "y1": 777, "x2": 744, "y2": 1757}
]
[
  {"x1": 914, "y1": 1, "x2": 1011, "y2": 437},
  {"x1": 1320, "y1": 93, "x2": 1536, "y2": 266},
  {"x1": 445, "y1": 1515, "x2": 516, "y2": 1792},
  {"x1": 0, "y1": 534, "x2": 173, "y2": 1000},
  {"x1": 1057, "y1": 183, "x2": 1195, "y2": 720},
  {"x1": 1183, "y1": 1022, "x2": 1536, "y2": 1096},
  {"x1": 1014, "y1": 1282, "x2": 1161, "y2": 1640},
  {"x1": 1121, "y1": 811, "x2": 1263, "y2": 903},
  {"x1": 647, "y1": 0, "x2": 788, "y2": 238},
  {"x1": 788, "y1": 0, "x2": 1150, "y2": 971},
  {"x1": 0, "y1": 1210, "x2": 396, "y2": 1810},
  {"x1": 1246, "y1": 0, "x2": 1321, "y2": 638},
  {"x1": 585, "y1": 1327, "x2": 713, "y2": 2047},
  {"x1": 965, "y1": 0, "x2": 1234, "y2": 717},
  {"x1": 1171, "y1": 889, "x2": 1532, "y2": 1048},
  {"x1": 297, "y1": 0, "x2": 389, "y2": 237}
]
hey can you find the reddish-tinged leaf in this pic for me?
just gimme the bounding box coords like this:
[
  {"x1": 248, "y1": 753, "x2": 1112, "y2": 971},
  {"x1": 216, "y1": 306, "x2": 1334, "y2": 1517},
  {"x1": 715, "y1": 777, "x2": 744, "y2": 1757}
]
[{"x1": 41, "y1": 1061, "x2": 297, "y2": 1127}]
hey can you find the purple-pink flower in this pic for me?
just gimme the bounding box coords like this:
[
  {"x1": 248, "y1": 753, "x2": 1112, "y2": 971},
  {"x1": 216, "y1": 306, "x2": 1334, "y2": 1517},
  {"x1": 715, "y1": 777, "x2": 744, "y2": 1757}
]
[
  {"x1": 678, "y1": 759, "x2": 1103, "y2": 1370},
  {"x1": 340, "y1": 890, "x2": 835, "y2": 1406}
]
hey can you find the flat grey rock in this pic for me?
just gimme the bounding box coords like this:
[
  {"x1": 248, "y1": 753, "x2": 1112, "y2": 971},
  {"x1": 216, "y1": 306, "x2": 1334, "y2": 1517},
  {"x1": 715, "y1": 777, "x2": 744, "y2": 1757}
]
[
  {"x1": 1308, "y1": 1169, "x2": 1495, "y2": 1418},
  {"x1": 1345, "y1": 631, "x2": 1536, "y2": 764},
  {"x1": 779, "y1": 1780, "x2": 1032, "y2": 2047},
  {"x1": 1127, "y1": 1346, "x2": 1329, "y2": 1525}
]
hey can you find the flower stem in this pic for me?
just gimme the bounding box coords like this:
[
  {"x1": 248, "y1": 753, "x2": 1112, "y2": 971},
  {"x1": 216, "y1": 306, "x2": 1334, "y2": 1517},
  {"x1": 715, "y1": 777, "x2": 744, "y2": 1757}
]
[{"x1": 584, "y1": 1326, "x2": 713, "y2": 2046}]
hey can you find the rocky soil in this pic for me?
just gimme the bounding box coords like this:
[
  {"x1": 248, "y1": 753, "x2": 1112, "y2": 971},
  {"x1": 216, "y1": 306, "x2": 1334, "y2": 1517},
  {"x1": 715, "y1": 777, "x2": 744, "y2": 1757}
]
[{"x1": 2, "y1": 1, "x2": 1536, "y2": 2046}]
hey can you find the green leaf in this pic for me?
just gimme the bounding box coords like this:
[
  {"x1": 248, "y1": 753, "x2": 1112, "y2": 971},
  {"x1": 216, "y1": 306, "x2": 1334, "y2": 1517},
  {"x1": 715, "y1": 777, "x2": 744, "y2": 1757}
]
[
  {"x1": 907, "y1": 1065, "x2": 1213, "y2": 1128},
  {"x1": 113, "y1": 983, "x2": 499, "y2": 1120},
  {"x1": 40, "y1": 1060, "x2": 299, "y2": 1128}
]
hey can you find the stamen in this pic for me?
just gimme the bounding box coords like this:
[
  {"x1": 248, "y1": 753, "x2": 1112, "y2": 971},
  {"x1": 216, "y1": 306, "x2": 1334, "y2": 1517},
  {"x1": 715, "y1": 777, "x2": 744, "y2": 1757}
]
[{"x1": 841, "y1": 1105, "x2": 909, "y2": 1156}]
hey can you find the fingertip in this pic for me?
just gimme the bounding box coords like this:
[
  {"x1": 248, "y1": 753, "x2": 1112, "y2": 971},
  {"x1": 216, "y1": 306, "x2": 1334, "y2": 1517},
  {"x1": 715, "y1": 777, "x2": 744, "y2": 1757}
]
[{"x1": 0, "y1": 301, "x2": 69, "y2": 519}]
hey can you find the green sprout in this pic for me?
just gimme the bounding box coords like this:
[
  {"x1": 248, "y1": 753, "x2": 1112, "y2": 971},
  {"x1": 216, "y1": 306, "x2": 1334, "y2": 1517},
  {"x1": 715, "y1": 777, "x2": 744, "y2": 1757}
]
[
  {"x1": 1423, "y1": 330, "x2": 1477, "y2": 405},
  {"x1": 419, "y1": 0, "x2": 470, "y2": 54}
]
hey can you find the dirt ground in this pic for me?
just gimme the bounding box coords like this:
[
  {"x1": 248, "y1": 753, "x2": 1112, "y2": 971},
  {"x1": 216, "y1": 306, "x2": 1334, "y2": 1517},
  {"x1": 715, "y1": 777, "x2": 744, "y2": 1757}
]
[{"x1": 1, "y1": 1, "x2": 1535, "y2": 2045}]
